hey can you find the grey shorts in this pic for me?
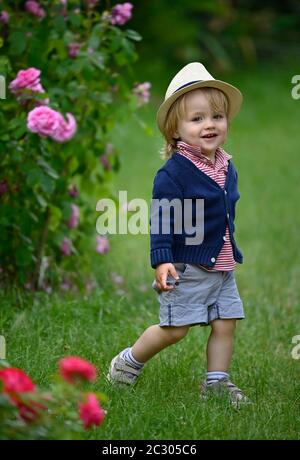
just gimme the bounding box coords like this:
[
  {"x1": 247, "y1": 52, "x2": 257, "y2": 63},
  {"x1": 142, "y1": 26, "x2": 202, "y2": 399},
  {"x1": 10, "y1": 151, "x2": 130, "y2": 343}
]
[{"x1": 154, "y1": 263, "x2": 245, "y2": 327}]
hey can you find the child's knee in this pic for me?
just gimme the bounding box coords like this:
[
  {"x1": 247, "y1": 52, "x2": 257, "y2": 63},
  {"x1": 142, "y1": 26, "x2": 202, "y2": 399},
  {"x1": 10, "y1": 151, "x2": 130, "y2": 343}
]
[
  {"x1": 211, "y1": 319, "x2": 236, "y2": 336},
  {"x1": 161, "y1": 325, "x2": 189, "y2": 344}
]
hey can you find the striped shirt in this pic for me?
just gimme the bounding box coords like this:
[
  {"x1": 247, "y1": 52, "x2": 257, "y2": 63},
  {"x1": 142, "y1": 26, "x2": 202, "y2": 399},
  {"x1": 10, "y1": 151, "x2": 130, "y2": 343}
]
[{"x1": 177, "y1": 141, "x2": 236, "y2": 272}]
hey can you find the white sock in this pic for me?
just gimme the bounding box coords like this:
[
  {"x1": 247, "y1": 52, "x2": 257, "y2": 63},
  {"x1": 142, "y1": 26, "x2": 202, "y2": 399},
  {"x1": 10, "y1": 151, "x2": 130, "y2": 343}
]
[
  {"x1": 121, "y1": 347, "x2": 145, "y2": 370},
  {"x1": 206, "y1": 371, "x2": 229, "y2": 384}
]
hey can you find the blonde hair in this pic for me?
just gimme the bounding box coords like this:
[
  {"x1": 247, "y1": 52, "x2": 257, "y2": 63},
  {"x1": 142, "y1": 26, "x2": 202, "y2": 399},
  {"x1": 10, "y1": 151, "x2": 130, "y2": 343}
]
[{"x1": 160, "y1": 87, "x2": 229, "y2": 160}]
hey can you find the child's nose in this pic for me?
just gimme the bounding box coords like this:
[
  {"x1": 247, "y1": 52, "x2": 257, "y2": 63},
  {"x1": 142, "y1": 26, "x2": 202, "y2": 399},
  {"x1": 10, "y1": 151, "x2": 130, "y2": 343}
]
[{"x1": 203, "y1": 117, "x2": 215, "y2": 128}]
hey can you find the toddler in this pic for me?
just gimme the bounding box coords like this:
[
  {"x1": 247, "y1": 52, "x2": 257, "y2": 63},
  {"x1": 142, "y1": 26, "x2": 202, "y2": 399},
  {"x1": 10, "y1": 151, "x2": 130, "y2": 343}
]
[{"x1": 107, "y1": 62, "x2": 248, "y2": 406}]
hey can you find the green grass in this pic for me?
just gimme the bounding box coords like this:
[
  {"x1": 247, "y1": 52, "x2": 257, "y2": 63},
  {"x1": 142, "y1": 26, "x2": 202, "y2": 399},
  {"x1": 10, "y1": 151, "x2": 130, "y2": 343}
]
[{"x1": 1, "y1": 59, "x2": 300, "y2": 439}]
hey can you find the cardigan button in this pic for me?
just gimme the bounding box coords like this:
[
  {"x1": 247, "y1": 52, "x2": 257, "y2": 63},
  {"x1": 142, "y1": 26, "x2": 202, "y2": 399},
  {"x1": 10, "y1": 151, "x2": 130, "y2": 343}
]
[
  {"x1": 224, "y1": 190, "x2": 227, "y2": 195},
  {"x1": 211, "y1": 257, "x2": 216, "y2": 263},
  {"x1": 223, "y1": 236, "x2": 227, "y2": 241},
  {"x1": 227, "y1": 213, "x2": 230, "y2": 219}
]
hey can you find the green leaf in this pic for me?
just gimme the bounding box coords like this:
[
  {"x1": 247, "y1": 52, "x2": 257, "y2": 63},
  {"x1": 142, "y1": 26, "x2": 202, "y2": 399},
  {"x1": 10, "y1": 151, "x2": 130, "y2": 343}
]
[
  {"x1": 125, "y1": 29, "x2": 143, "y2": 41},
  {"x1": 40, "y1": 174, "x2": 55, "y2": 195},
  {"x1": 69, "y1": 11, "x2": 82, "y2": 28},
  {"x1": 27, "y1": 169, "x2": 42, "y2": 187},
  {"x1": 48, "y1": 205, "x2": 62, "y2": 231},
  {"x1": 0, "y1": 55, "x2": 12, "y2": 74},
  {"x1": 15, "y1": 245, "x2": 33, "y2": 267},
  {"x1": 9, "y1": 31, "x2": 27, "y2": 56},
  {"x1": 53, "y1": 15, "x2": 66, "y2": 33},
  {"x1": 35, "y1": 193, "x2": 48, "y2": 208},
  {"x1": 38, "y1": 158, "x2": 59, "y2": 180}
]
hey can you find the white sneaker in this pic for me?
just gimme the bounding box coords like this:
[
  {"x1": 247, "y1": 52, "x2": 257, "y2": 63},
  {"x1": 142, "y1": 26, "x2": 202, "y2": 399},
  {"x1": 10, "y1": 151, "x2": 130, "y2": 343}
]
[
  {"x1": 200, "y1": 377, "x2": 251, "y2": 407},
  {"x1": 107, "y1": 350, "x2": 142, "y2": 385}
]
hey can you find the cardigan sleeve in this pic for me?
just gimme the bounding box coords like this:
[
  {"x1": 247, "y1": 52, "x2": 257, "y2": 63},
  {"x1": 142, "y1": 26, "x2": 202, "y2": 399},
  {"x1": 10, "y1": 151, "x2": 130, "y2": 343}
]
[{"x1": 150, "y1": 170, "x2": 183, "y2": 269}]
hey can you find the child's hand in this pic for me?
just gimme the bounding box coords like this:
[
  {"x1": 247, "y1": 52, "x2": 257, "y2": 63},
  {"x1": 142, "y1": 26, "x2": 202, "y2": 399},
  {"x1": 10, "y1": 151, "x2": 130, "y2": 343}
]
[{"x1": 155, "y1": 263, "x2": 179, "y2": 292}]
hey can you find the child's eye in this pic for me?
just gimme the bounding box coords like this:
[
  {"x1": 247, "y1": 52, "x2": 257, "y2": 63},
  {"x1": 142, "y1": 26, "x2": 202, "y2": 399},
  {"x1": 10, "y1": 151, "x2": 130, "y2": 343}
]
[
  {"x1": 214, "y1": 114, "x2": 224, "y2": 119},
  {"x1": 192, "y1": 116, "x2": 203, "y2": 122}
]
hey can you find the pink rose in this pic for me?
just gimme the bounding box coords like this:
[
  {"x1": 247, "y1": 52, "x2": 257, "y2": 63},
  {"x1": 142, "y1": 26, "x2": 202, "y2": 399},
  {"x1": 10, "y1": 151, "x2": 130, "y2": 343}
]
[
  {"x1": 51, "y1": 113, "x2": 77, "y2": 143},
  {"x1": 68, "y1": 203, "x2": 80, "y2": 229},
  {"x1": 0, "y1": 179, "x2": 8, "y2": 195},
  {"x1": 27, "y1": 107, "x2": 77, "y2": 142},
  {"x1": 68, "y1": 185, "x2": 78, "y2": 198},
  {"x1": 110, "y1": 2, "x2": 133, "y2": 26},
  {"x1": 0, "y1": 368, "x2": 47, "y2": 423},
  {"x1": 79, "y1": 393, "x2": 105, "y2": 429},
  {"x1": 9, "y1": 68, "x2": 42, "y2": 94},
  {"x1": 0, "y1": 368, "x2": 35, "y2": 393},
  {"x1": 25, "y1": 1, "x2": 46, "y2": 19},
  {"x1": 60, "y1": 237, "x2": 71, "y2": 256},
  {"x1": 27, "y1": 106, "x2": 61, "y2": 137},
  {"x1": 59, "y1": 356, "x2": 97, "y2": 384},
  {"x1": 133, "y1": 82, "x2": 151, "y2": 106},
  {"x1": 0, "y1": 11, "x2": 9, "y2": 24},
  {"x1": 68, "y1": 43, "x2": 82, "y2": 58},
  {"x1": 96, "y1": 235, "x2": 110, "y2": 254}
]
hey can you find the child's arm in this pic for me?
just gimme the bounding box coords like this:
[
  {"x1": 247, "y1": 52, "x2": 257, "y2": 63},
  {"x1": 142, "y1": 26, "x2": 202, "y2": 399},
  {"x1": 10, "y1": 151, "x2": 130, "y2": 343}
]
[{"x1": 150, "y1": 170, "x2": 183, "y2": 291}]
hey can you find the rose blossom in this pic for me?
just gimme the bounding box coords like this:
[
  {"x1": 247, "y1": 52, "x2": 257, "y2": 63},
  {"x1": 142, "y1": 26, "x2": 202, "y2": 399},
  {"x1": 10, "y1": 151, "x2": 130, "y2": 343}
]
[
  {"x1": 68, "y1": 203, "x2": 80, "y2": 229},
  {"x1": 133, "y1": 82, "x2": 151, "y2": 106},
  {"x1": 68, "y1": 43, "x2": 82, "y2": 58},
  {"x1": 60, "y1": 237, "x2": 71, "y2": 256},
  {"x1": 59, "y1": 356, "x2": 97, "y2": 384},
  {"x1": 27, "y1": 107, "x2": 77, "y2": 142},
  {"x1": 79, "y1": 393, "x2": 105, "y2": 429},
  {"x1": 96, "y1": 235, "x2": 110, "y2": 254},
  {"x1": 0, "y1": 179, "x2": 8, "y2": 195},
  {"x1": 0, "y1": 11, "x2": 9, "y2": 24},
  {"x1": 51, "y1": 113, "x2": 77, "y2": 142},
  {"x1": 110, "y1": 2, "x2": 133, "y2": 26},
  {"x1": 0, "y1": 368, "x2": 35, "y2": 393},
  {"x1": 0, "y1": 368, "x2": 44, "y2": 422},
  {"x1": 68, "y1": 184, "x2": 78, "y2": 198},
  {"x1": 27, "y1": 106, "x2": 61, "y2": 137},
  {"x1": 9, "y1": 68, "x2": 43, "y2": 94},
  {"x1": 25, "y1": 1, "x2": 46, "y2": 19}
]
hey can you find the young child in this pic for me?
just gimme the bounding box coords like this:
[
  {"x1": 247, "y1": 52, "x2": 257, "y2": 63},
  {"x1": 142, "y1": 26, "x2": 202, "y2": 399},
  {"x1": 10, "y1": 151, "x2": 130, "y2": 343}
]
[{"x1": 107, "y1": 62, "x2": 248, "y2": 405}]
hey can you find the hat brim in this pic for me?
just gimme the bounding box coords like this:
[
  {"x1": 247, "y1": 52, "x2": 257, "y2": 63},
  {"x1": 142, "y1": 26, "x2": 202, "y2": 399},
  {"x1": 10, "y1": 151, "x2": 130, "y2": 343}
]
[{"x1": 156, "y1": 79, "x2": 243, "y2": 134}]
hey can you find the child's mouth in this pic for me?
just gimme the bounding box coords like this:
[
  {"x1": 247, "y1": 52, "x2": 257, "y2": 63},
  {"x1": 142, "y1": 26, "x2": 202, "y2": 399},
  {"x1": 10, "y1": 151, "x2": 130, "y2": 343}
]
[{"x1": 202, "y1": 133, "x2": 217, "y2": 139}]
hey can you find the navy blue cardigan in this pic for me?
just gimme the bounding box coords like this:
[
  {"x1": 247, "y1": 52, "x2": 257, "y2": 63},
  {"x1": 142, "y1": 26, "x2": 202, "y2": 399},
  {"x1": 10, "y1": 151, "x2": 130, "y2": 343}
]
[{"x1": 150, "y1": 152, "x2": 243, "y2": 269}]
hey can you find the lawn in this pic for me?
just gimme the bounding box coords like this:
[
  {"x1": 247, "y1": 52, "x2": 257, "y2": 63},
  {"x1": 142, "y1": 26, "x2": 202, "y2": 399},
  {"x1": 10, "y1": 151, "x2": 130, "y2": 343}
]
[{"x1": 1, "y1": 58, "x2": 300, "y2": 439}]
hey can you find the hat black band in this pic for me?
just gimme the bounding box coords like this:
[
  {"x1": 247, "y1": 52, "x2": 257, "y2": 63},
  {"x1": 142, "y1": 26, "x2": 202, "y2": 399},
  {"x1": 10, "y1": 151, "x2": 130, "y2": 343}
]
[{"x1": 173, "y1": 80, "x2": 203, "y2": 94}]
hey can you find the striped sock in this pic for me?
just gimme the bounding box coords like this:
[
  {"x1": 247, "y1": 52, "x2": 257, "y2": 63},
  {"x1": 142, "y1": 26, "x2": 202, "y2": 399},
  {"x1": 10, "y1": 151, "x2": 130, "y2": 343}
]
[
  {"x1": 121, "y1": 347, "x2": 145, "y2": 370},
  {"x1": 206, "y1": 371, "x2": 229, "y2": 385}
]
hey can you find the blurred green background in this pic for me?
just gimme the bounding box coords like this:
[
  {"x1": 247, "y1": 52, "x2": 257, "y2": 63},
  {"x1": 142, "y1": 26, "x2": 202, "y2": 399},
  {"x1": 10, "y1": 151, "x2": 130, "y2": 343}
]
[{"x1": 1, "y1": 0, "x2": 300, "y2": 440}]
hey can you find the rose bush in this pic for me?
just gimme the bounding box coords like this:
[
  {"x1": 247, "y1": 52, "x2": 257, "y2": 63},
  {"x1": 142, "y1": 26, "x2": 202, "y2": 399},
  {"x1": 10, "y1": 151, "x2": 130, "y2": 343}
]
[
  {"x1": 0, "y1": 356, "x2": 107, "y2": 440},
  {"x1": 0, "y1": 1, "x2": 150, "y2": 292}
]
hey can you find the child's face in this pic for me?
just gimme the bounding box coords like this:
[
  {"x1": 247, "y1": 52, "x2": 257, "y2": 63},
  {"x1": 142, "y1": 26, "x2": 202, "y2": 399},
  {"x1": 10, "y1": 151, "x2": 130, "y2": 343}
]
[{"x1": 174, "y1": 89, "x2": 228, "y2": 159}]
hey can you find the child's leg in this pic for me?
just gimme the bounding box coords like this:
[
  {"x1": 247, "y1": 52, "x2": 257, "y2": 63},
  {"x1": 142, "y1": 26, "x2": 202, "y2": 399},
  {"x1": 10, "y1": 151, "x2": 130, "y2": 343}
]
[
  {"x1": 201, "y1": 319, "x2": 249, "y2": 404},
  {"x1": 107, "y1": 325, "x2": 190, "y2": 385},
  {"x1": 131, "y1": 325, "x2": 190, "y2": 363},
  {"x1": 206, "y1": 319, "x2": 236, "y2": 372}
]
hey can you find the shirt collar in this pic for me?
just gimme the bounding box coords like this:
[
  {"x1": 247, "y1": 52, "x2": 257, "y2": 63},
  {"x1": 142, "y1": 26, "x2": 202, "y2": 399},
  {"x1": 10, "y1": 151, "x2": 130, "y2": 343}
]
[{"x1": 176, "y1": 141, "x2": 232, "y2": 168}]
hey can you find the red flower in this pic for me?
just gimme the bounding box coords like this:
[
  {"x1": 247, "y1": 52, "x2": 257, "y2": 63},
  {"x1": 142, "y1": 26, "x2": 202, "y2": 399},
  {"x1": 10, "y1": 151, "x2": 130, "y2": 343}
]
[
  {"x1": 59, "y1": 356, "x2": 97, "y2": 384},
  {"x1": 0, "y1": 368, "x2": 35, "y2": 393},
  {"x1": 79, "y1": 393, "x2": 105, "y2": 429},
  {"x1": 0, "y1": 368, "x2": 46, "y2": 422}
]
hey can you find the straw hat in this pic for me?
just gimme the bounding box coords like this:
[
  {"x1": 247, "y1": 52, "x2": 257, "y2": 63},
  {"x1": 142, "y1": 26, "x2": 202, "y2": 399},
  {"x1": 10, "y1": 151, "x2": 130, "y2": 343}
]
[{"x1": 156, "y1": 62, "x2": 243, "y2": 133}]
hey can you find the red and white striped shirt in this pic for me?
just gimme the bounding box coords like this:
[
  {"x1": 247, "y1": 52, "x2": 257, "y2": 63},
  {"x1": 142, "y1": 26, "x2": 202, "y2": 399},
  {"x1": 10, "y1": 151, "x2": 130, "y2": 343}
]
[{"x1": 177, "y1": 141, "x2": 236, "y2": 272}]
